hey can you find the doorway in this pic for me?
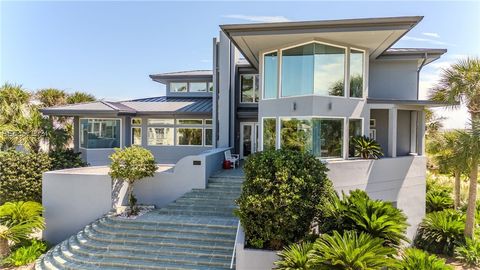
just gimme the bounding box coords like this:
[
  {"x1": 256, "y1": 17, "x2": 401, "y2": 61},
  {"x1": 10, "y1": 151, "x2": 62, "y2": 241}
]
[{"x1": 240, "y1": 122, "x2": 259, "y2": 159}]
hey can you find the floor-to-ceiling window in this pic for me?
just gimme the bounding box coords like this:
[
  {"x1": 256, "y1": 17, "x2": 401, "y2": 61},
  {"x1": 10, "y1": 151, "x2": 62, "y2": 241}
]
[
  {"x1": 348, "y1": 118, "x2": 363, "y2": 157},
  {"x1": 263, "y1": 52, "x2": 278, "y2": 99},
  {"x1": 80, "y1": 119, "x2": 121, "y2": 149},
  {"x1": 349, "y1": 49, "x2": 364, "y2": 98},
  {"x1": 262, "y1": 118, "x2": 276, "y2": 151}
]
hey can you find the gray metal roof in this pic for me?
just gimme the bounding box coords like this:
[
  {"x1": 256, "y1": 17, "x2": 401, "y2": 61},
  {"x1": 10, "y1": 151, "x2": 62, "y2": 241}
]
[
  {"x1": 41, "y1": 96, "x2": 212, "y2": 116},
  {"x1": 367, "y1": 98, "x2": 452, "y2": 107},
  {"x1": 149, "y1": 70, "x2": 213, "y2": 84}
]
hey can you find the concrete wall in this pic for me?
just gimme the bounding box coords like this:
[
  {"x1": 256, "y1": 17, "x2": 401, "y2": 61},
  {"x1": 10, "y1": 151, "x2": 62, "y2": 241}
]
[
  {"x1": 369, "y1": 60, "x2": 419, "y2": 100},
  {"x1": 326, "y1": 156, "x2": 427, "y2": 238},
  {"x1": 236, "y1": 228, "x2": 279, "y2": 270},
  {"x1": 42, "y1": 148, "x2": 230, "y2": 244},
  {"x1": 397, "y1": 110, "x2": 412, "y2": 156}
]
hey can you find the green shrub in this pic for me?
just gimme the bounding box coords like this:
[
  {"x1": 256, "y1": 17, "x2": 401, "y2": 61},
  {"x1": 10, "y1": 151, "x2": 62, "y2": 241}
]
[
  {"x1": 426, "y1": 190, "x2": 454, "y2": 213},
  {"x1": 414, "y1": 209, "x2": 465, "y2": 255},
  {"x1": 351, "y1": 135, "x2": 383, "y2": 159},
  {"x1": 398, "y1": 248, "x2": 453, "y2": 270},
  {"x1": 309, "y1": 230, "x2": 397, "y2": 269},
  {"x1": 109, "y1": 146, "x2": 157, "y2": 216},
  {"x1": 0, "y1": 151, "x2": 51, "y2": 204},
  {"x1": 275, "y1": 242, "x2": 314, "y2": 270},
  {"x1": 1, "y1": 239, "x2": 46, "y2": 266},
  {"x1": 318, "y1": 190, "x2": 409, "y2": 249},
  {"x1": 235, "y1": 149, "x2": 333, "y2": 250},
  {"x1": 455, "y1": 237, "x2": 480, "y2": 266},
  {"x1": 49, "y1": 149, "x2": 87, "y2": 170}
]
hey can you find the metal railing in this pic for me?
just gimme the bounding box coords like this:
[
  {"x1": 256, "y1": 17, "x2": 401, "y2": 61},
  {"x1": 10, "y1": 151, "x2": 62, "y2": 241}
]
[{"x1": 230, "y1": 222, "x2": 241, "y2": 269}]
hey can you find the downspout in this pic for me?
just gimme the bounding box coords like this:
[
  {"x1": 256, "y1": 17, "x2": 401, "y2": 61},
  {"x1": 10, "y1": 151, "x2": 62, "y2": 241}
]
[{"x1": 416, "y1": 53, "x2": 428, "y2": 100}]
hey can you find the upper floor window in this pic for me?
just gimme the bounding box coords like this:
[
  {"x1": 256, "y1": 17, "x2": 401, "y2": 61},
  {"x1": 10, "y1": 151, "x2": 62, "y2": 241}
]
[
  {"x1": 169, "y1": 82, "x2": 212, "y2": 93},
  {"x1": 263, "y1": 52, "x2": 278, "y2": 99},
  {"x1": 208, "y1": 82, "x2": 214, "y2": 92},
  {"x1": 281, "y1": 42, "x2": 345, "y2": 97},
  {"x1": 190, "y1": 82, "x2": 207, "y2": 92},
  {"x1": 349, "y1": 49, "x2": 364, "y2": 98},
  {"x1": 240, "y1": 74, "x2": 259, "y2": 103},
  {"x1": 170, "y1": 82, "x2": 187, "y2": 92}
]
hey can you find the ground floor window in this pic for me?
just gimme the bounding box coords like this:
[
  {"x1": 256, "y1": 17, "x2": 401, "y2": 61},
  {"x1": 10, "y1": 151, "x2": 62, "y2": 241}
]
[
  {"x1": 348, "y1": 119, "x2": 363, "y2": 157},
  {"x1": 205, "y1": 128, "x2": 213, "y2": 146},
  {"x1": 148, "y1": 127, "x2": 174, "y2": 146},
  {"x1": 262, "y1": 118, "x2": 276, "y2": 151},
  {"x1": 79, "y1": 119, "x2": 121, "y2": 149},
  {"x1": 131, "y1": 127, "x2": 142, "y2": 146},
  {"x1": 279, "y1": 117, "x2": 344, "y2": 158},
  {"x1": 177, "y1": 128, "x2": 202, "y2": 146}
]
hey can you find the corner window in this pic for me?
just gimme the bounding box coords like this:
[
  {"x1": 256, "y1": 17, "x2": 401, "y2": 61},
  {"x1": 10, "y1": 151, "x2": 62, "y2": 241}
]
[
  {"x1": 348, "y1": 119, "x2": 363, "y2": 157},
  {"x1": 148, "y1": 127, "x2": 174, "y2": 146},
  {"x1": 240, "y1": 74, "x2": 259, "y2": 103},
  {"x1": 350, "y1": 49, "x2": 364, "y2": 98},
  {"x1": 170, "y1": 82, "x2": 187, "y2": 92},
  {"x1": 190, "y1": 82, "x2": 207, "y2": 92},
  {"x1": 131, "y1": 127, "x2": 142, "y2": 146},
  {"x1": 262, "y1": 118, "x2": 276, "y2": 151},
  {"x1": 79, "y1": 119, "x2": 121, "y2": 149},
  {"x1": 281, "y1": 42, "x2": 345, "y2": 97},
  {"x1": 177, "y1": 128, "x2": 202, "y2": 146},
  {"x1": 263, "y1": 52, "x2": 278, "y2": 99}
]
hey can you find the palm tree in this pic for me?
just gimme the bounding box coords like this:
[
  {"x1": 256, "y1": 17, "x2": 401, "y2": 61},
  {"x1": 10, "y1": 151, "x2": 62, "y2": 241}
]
[
  {"x1": 66, "y1": 91, "x2": 95, "y2": 104},
  {"x1": 0, "y1": 201, "x2": 45, "y2": 258},
  {"x1": 429, "y1": 57, "x2": 480, "y2": 238},
  {"x1": 36, "y1": 88, "x2": 67, "y2": 108},
  {"x1": 275, "y1": 242, "x2": 314, "y2": 270}
]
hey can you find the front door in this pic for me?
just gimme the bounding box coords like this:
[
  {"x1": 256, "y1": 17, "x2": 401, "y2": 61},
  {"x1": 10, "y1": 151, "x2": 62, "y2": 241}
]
[{"x1": 240, "y1": 122, "x2": 259, "y2": 159}]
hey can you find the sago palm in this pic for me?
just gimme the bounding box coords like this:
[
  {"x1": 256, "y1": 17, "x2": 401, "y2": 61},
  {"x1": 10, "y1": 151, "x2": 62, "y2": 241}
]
[
  {"x1": 309, "y1": 230, "x2": 397, "y2": 269},
  {"x1": 429, "y1": 57, "x2": 480, "y2": 238},
  {"x1": 275, "y1": 242, "x2": 314, "y2": 270},
  {"x1": 351, "y1": 136, "x2": 383, "y2": 159},
  {"x1": 398, "y1": 248, "x2": 453, "y2": 270}
]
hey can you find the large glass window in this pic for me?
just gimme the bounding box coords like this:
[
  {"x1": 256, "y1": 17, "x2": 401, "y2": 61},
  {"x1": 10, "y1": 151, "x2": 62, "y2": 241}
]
[
  {"x1": 80, "y1": 119, "x2": 121, "y2": 149},
  {"x1": 131, "y1": 127, "x2": 142, "y2": 146},
  {"x1": 262, "y1": 118, "x2": 276, "y2": 151},
  {"x1": 281, "y1": 43, "x2": 345, "y2": 97},
  {"x1": 148, "y1": 119, "x2": 174, "y2": 125},
  {"x1": 205, "y1": 128, "x2": 213, "y2": 146},
  {"x1": 240, "y1": 74, "x2": 259, "y2": 103},
  {"x1": 177, "y1": 128, "x2": 202, "y2": 146},
  {"x1": 170, "y1": 82, "x2": 187, "y2": 92},
  {"x1": 148, "y1": 127, "x2": 174, "y2": 146},
  {"x1": 263, "y1": 52, "x2": 278, "y2": 99},
  {"x1": 190, "y1": 82, "x2": 207, "y2": 92},
  {"x1": 349, "y1": 119, "x2": 363, "y2": 157},
  {"x1": 349, "y1": 49, "x2": 364, "y2": 98},
  {"x1": 279, "y1": 117, "x2": 344, "y2": 158}
]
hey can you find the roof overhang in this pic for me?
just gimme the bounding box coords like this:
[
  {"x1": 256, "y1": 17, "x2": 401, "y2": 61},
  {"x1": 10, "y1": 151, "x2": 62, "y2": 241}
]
[
  {"x1": 377, "y1": 48, "x2": 447, "y2": 69},
  {"x1": 367, "y1": 98, "x2": 453, "y2": 107},
  {"x1": 220, "y1": 16, "x2": 423, "y2": 69},
  {"x1": 149, "y1": 70, "x2": 213, "y2": 84}
]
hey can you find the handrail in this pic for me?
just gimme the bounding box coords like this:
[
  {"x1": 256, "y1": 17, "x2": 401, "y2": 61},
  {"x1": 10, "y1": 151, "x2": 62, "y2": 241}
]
[{"x1": 230, "y1": 221, "x2": 241, "y2": 269}]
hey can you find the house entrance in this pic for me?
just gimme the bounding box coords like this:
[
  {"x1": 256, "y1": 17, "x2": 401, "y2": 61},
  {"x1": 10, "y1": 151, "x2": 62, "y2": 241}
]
[{"x1": 240, "y1": 122, "x2": 259, "y2": 159}]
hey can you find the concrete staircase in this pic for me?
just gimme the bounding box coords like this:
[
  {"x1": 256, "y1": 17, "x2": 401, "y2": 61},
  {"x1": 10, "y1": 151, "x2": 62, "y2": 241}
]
[{"x1": 36, "y1": 174, "x2": 243, "y2": 270}]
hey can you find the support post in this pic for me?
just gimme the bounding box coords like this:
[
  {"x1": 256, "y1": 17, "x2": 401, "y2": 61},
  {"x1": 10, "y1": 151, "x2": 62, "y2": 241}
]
[
  {"x1": 410, "y1": 111, "x2": 418, "y2": 154},
  {"x1": 417, "y1": 110, "x2": 425, "y2": 156},
  {"x1": 388, "y1": 108, "x2": 398, "y2": 158}
]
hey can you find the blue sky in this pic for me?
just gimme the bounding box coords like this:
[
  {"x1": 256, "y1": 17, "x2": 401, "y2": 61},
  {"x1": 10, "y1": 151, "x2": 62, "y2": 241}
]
[{"x1": 1, "y1": 1, "x2": 479, "y2": 128}]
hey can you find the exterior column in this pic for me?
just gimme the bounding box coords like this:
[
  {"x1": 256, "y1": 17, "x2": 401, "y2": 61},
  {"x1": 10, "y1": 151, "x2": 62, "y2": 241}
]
[
  {"x1": 388, "y1": 108, "x2": 397, "y2": 157},
  {"x1": 410, "y1": 111, "x2": 418, "y2": 154},
  {"x1": 417, "y1": 110, "x2": 426, "y2": 156},
  {"x1": 73, "y1": 116, "x2": 80, "y2": 152},
  {"x1": 343, "y1": 119, "x2": 349, "y2": 159}
]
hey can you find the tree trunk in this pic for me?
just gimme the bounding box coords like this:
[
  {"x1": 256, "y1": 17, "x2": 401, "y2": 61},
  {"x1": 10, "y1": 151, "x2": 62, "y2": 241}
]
[
  {"x1": 464, "y1": 161, "x2": 478, "y2": 238},
  {"x1": 0, "y1": 237, "x2": 10, "y2": 259},
  {"x1": 454, "y1": 171, "x2": 461, "y2": 209}
]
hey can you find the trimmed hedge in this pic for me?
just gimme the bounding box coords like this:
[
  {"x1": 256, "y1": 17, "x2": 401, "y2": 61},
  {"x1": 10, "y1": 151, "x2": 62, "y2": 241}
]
[
  {"x1": 0, "y1": 151, "x2": 50, "y2": 204},
  {"x1": 235, "y1": 149, "x2": 333, "y2": 250},
  {"x1": 49, "y1": 149, "x2": 87, "y2": 170}
]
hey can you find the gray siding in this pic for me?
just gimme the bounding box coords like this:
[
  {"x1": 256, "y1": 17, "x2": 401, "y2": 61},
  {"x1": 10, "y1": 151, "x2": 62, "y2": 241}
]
[
  {"x1": 370, "y1": 109, "x2": 389, "y2": 155},
  {"x1": 369, "y1": 60, "x2": 418, "y2": 100}
]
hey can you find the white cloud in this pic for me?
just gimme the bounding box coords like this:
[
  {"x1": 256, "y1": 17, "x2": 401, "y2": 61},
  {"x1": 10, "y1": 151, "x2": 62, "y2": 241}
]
[
  {"x1": 223, "y1": 14, "x2": 290, "y2": 23},
  {"x1": 422, "y1": 32, "x2": 440, "y2": 38},
  {"x1": 402, "y1": 35, "x2": 454, "y2": 46}
]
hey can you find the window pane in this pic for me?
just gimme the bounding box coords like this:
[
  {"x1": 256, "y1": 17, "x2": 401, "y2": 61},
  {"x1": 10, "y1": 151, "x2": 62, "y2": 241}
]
[
  {"x1": 205, "y1": 119, "x2": 213, "y2": 125},
  {"x1": 263, "y1": 52, "x2": 278, "y2": 99},
  {"x1": 205, "y1": 128, "x2": 213, "y2": 146},
  {"x1": 79, "y1": 119, "x2": 120, "y2": 149},
  {"x1": 350, "y1": 49, "x2": 364, "y2": 98},
  {"x1": 170, "y1": 82, "x2": 187, "y2": 92},
  {"x1": 208, "y1": 82, "x2": 214, "y2": 92},
  {"x1": 148, "y1": 119, "x2": 174, "y2": 125},
  {"x1": 177, "y1": 119, "x2": 203, "y2": 125},
  {"x1": 177, "y1": 128, "x2": 202, "y2": 146},
  {"x1": 254, "y1": 75, "x2": 259, "y2": 102},
  {"x1": 281, "y1": 44, "x2": 314, "y2": 97},
  {"x1": 349, "y1": 119, "x2": 362, "y2": 157},
  {"x1": 312, "y1": 119, "x2": 343, "y2": 158},
  {"x1": 262, "y1": 118, "x2": 276, "y2": 151},
  {"x1": 314, "y1": 44, "x2": 345, "y2": 96},
  {"x1": 131, "y1": 118, "x2": 142, "y2": 125},
  {"x1": 132, "y1": 127, "x2": 142, "y2": 146},
  {"x1": 148, "y1": 127, "x2": 174, "y2": 146},
  {"x1": 280, "y1": 118, "x2": 312, "y2": 152},
  {"x1": 190, "y1": 82, "x2": 207, "y2": 92},
  {"x1": 241, "y1": 75, "x2": 254, "y2": 103}
]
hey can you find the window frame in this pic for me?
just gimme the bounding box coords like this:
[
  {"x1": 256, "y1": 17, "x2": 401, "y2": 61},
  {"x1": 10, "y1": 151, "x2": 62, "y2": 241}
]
[
  {"x1": 147, "y1": 126, "x2": 175, "y2": 146},
  {"x1": 261, "y1": 117, "x2": 277, "y2": 151},
  {"x1": 262, "y1": 50, "x2": 280, "y2": 100},
  {"x1": 189, "y1": 82, "x2": 208, "y2": 92},
  {"x1": 240, "y1": 74, "x2": 259, "y2": 104},
  {"x1": 79, "y1": 118, "x2": 122, "y2": 150},
  {"x1": 348, "y1": 48, "x2": 366, "y2": 99},
  {"x1": 131, "y1": 126, "x2": 142, "y2": 146},
  {"x1": 169, "y1": 82, "x2": 188, "y2": 92},
  {"x1": 347, "y1": 117, "x2": 364, "y2": 158},
  {"x1": 176, "y1": 127, "x2": 204, "y2": 146},
  {"x1": 176, "y1": 119, "x2": 203, "y2": 126}
]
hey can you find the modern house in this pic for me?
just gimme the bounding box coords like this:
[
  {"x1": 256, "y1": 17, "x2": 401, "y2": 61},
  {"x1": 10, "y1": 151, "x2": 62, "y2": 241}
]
[{"x1": 38, "y1": 16, "x2": 448, "y2": 269}]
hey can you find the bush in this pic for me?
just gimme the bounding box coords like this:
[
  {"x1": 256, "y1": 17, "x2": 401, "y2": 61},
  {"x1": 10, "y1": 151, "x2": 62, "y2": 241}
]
[
  {"x1": 455, "y1": 237, "x2": 480, "y2": 266},
  {"x1": 426, "y1": 181, "x2": 454, "y2": 213},
  {"x1": 351, "y1": 135, "x2": 383, "y2": 159},
  {"x1": 309, "y1": 230, "x2": 397, "y2": 269},
  {"x1": 235, "y1": 149, "x2": 333, "y2": 250},
  {"x1": 1, "y1": 239, "x2": 46, "y2": 266},
  {"x1": 275, "y1": 242, "x2": 314, "y2": 270},
  {"x1": 318, "y1": 190, "x2": 409, "y2": 249},
  {"x1": 414, "y1": 209, "x2": 465, "y2": 255},
  {"x1": 0, "y1": 151, "x2": 51, "y2": 204},
  {"x1": 398, "y1": 248, "x2": 453, "y2": 270},
  {"x1": 49, "y1": 149, "x2": 87, "y2": 170},
  {"x1": 109, "y1": 146, "x2": 157, "y2": 216}
]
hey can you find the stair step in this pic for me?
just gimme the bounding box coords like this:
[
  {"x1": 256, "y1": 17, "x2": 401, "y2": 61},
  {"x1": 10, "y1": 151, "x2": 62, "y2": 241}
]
[
  {"x1": 165, "y1": 203, "x2": 237, "y2": 212},
  {"x1": 157, "y1": 208, "x2": 236, "y2": 217},
  {"x1": 173, "y1": 200, "x2": 236, "y2": 208},
  {"x1": 106, "y1": 214, "x2": 238, "y2": 229}
]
